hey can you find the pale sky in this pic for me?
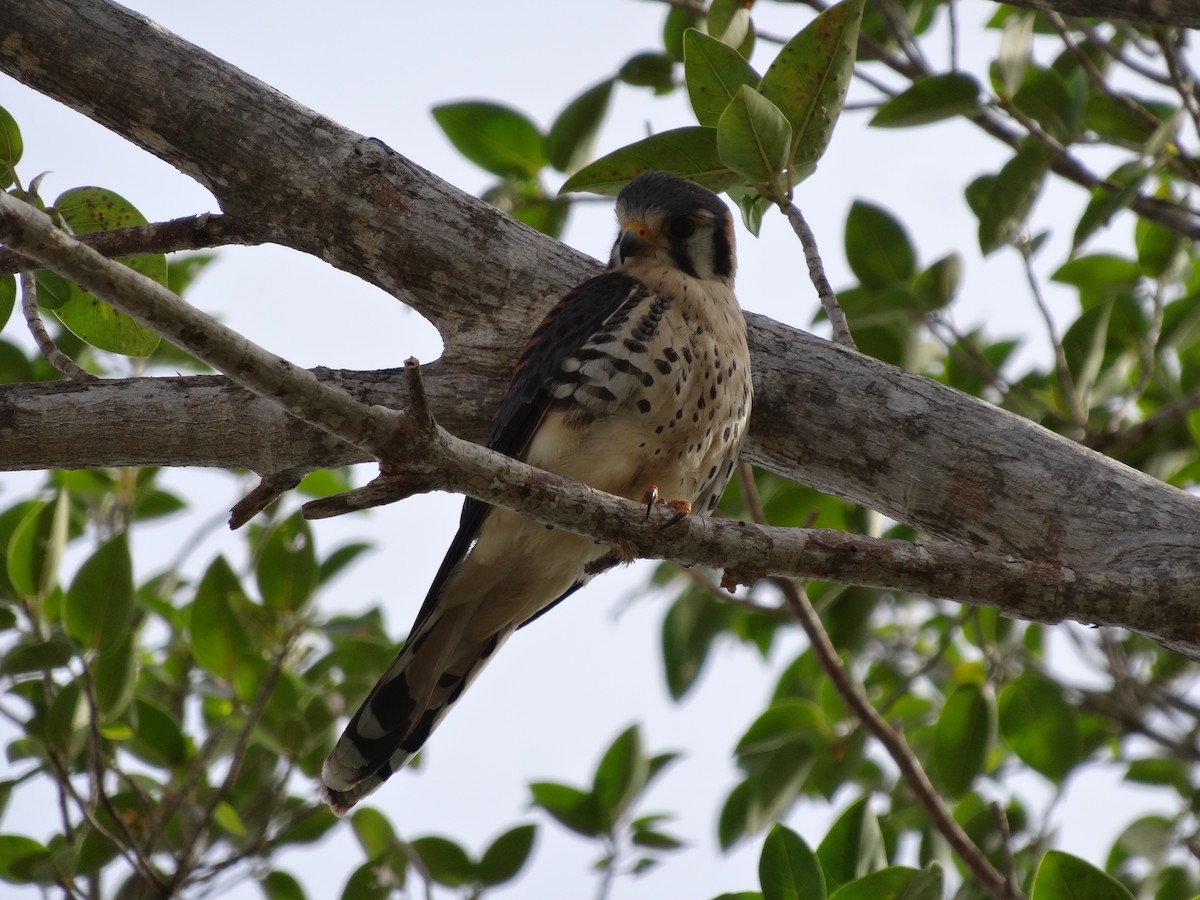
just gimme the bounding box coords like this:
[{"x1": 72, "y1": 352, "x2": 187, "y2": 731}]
[{"x1": 0, "y1": 2, "x2": 1172, "y2": 898}]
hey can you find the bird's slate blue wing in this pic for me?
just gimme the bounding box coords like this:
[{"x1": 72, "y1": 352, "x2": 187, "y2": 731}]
[{"x1": 405, "y1": 271, "x2": 645, "y2": 638}]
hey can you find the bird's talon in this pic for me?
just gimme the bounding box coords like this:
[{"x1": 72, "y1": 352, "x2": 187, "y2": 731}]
[
  {"x1": 642, "y1": 484, "x2": 660, "y2": 520},
  {"x1": 660, "y1": 500, "x2": 692, "y2": 530}
]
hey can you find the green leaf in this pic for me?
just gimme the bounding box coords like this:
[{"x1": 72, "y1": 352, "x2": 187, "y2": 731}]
[
  {"x1": 476, "y1": 823, "x2": 536, "y2": 886},
  {"x1": 759, "y1": 824, "x2": 824, "y2": 900},
  {"x1": 319, "y1": 542, "x2": 373, "y2": 586},
  {"x1": 1072, "y1": 162, "x2": 1150, "y2": 251},
  {"x1": 735, "y1": 699, "x2": 827, "y2": 759},
  {"x1": 1012, "y1": 65, "x2": 1084, "y2": 141},
  {"x1": 34, "y1": 270, "x2": 71, "y2": 310},
  {"x1": 46, "y1": 678, "x2": 87, "y2": 761},
  {"x1": 870, "y1": 74, "x2": 981, "y2": 128},
  {"x1": 214, "y1": 801, "x2": 247, "y2": 837},
  {"x1": 1052, "y1": 254, "x2": 1141, "y2": 293},
  {"x1": 592, "y1": 724, "x2": 649, "y2": 824},
  {"x1": 257, "y1": 512, "x2": 318, "y2": 612},
  {"x1": 350, "y1": 807, "x2": 395, "y2": 861},
  {"x1": 0, "y1": 105, "x2": 22, "y2": 173},
  {"x1": 828, "y1": 866, "x2": 923, "y2": 899},
  {"x1": 432, "y1": 102, "x2": 546, "y2": 179},
  {"x1": 50, "y1": 187, "x2": 165, "y2": 356},
  {"x1": 0, "y1": 275, "x2": 14, "y2": 330},
  {"x1": 340, "y1": 861, "x2": 394, "y2": 900},
  {"x1": 661, "y1": 589, "x2": 731, "y2": 700},
  {"x1": 708, "y1": 0, "x2": 755, "y2": 56},
  {"x1": 189, "y1": 555, "x2": 253, "y2": 680},
  {"x1": 996, "y1": 10, "x2": 1034, "y2": 97},
  {"x1": 717, "y1": 86, "x2": 793, "y2": 194},
  {"x1": 0, "y1": 834, "x2": 50, "y2": 884},
  {"x1": 998, "y1": 673, "x2": 1082, "y2": 780},
  {"x1": 561, "y1": 127, "x2": 740, "y2": 196},
  {"x1": 410, "y1": 835, "x2": 473, "y2": 887},
  {"x1": 977, "y1": 144, "x2": 1051, "y2": 254},
  {"x1": 618, "y1": 52, "x2": 676, "y2": 93},
  {"x1": 546, "y1": 80, "x2": 615, "y2": 174},
  {"x1": 529, "y1": 782, "x2": 607, "y2": 838},
  {"x1": 127, "y1": 697, "x2": 187, "y2": 768},
  {"x1": 0, "y1": 636, "x2": 73, "y2": 675},
  {"x1": 719, "y1": 779, "x2": 753, "y2": 850},
  {"x1": 816, "y1": 797, "x2": 887, "y2": 892},
  {"x1": 261, "y1": 870, "x2": 307, "y2": 900},
  {"x1": 6, "y1": 491, "x2": 68, "y2": 601},
  {"x1": 913, "y1": 253, "x2": 962, "y2": 311},
  {"x1": 64, "y1": 532, "x2": 133, "y2": 651},
  {"x1": 1031, "y1": 850, "x2": 1133, "y2": 899},
  {"x1": 93, "y1": 629, "x2": 137, "y2": 718},
  {"x1": 757, "y1": 0, "x2": 864, "y2": 184},
  {"x1": 844, "y1": 201, "x2": 916, "y2": 288},
  {"x1": 684, "y1": 30, "x2": 761, "y2": 127},
  {"x1": 933, "y1": 683, "x2": 996, "y2": 797}
]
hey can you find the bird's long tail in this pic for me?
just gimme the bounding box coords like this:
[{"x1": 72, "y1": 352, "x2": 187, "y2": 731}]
[{"x1": 320, "y1": 597, "x2": 510, "y2": 815}]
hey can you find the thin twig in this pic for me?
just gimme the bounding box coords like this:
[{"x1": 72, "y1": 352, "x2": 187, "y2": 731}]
[
  {"x1": 19, "y1": 270, "x2": 94, "y2": 380},
  {"x1": 733, "y1": 468, "x2": 1019, "y2": 899},
  {"x1": 779, "y1": 201, "x2": 857, "y2": 351},
  {"x1": 1017, "y1": 239, "x2": 1088, "y2": 433}
]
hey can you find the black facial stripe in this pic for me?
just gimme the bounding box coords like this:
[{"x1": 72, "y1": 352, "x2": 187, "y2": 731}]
[{"x1": 710, "y1": 219, "x2": 734, "y2": 279}]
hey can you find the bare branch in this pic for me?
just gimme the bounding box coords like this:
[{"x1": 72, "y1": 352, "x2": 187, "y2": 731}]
[{"x1": 19, "y1": 270, "x2": 94, "y2": 381}]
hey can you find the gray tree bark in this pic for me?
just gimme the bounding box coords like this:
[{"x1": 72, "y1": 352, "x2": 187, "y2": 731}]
[{"x1": 3, "y1": 0, "x2": 1200, "y2": 653}]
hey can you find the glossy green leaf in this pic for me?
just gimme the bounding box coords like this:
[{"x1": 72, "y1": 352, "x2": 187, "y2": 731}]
[
  {"x1": 561, "y1": 127, "x2": 739, "y2": 196},
  {"x1": 261, "y1": 870, "x2": 307, "y2": 900},
  {"x1": 64, "y1": 532, "x2": 133, "y2": 651},
  {"x1": 46, "y1": 678, "x2": 87, "y2": 760},
  {"x1": 318, "y1": 542, "x2": 373, "y2": 586},
  {"x1": 592, "y1": 724, "x2": 648, "y2": 824},
  {"x1": 0, "y1": 275, "x2": 14, "y2": 330},
  {"x1": 933, "y1": 683, "x2": 996, "y2": 797},
  {"x1": 1084, "y1": 92, "x2": 1176, "y2": 146},
  {"x1": 998, "y1": 673, "x2": 1082, "y2": 780},
  {"x1": 546, "y1": 79, "x2": 614, "y2": 174},
  {"x1": 1031, "y1": 850, "x2": 1133, "y2": 899},
  {"x1": 759, "y1": 824, "x2": 824, "y2": 900},
  {"x1": 529, "y1": 781, "x2": 607, "y2": 837},
  {"x1": 977, "y1": 144, "x2": 1051, "y2": 254},
  {"x1": 758, "y1": 0, "x2": 864, "y2": 183},
  {"x1": 33, "y1": 270, "x2": 71, "y2": 311},
  {"x1": 0, "y1": 105, "x2": 22, "y2": 173},
  {"x1": 708, "y1": 0, "x2": 754, "y2": 52},
  {"x1": 410, "y1": 835, "x2": 473, "y2": 887},
  {"x1": 1052, "y1": 254, "x2": 1141, "y2": 293},
  {"x1": 351, "y1": 807, "x2": 395, "y2": 860},
  {"x1": 735, "y1": 699, "x2": 827, "y2": 759},
  {"x1": 257, "y1": 512, "x2": 318, "y2": 612},
  {"x1": 432, "y1": 102, "x2": 546, "y2": 179},
  {"x1": 664, "y1": 5, "x2": 702, "y2": 61},
  {"x1": 828, "y1": 866, "x2": 924, "y2": 899},
  {"x1": 844, "y1": 201, "x2": 916, "y2": 288},
  {"x1": 816, "y1": 797, "x2": 887, "y2": 892},
  {"x1": 189, "y1": 555, "x2": 253, "y2": 680},
  {"x1": 870, "y1": 74, "x2": 981, "y2": 128},
  {"x1": 476, "y1": 823, "x2": 536, "y2": 886},
  {"x1": 684, "y1": 30, "x2": 761, "y2": 127},
  {"x1": 717, "y1": 86, "x2": 792, "y2": 193},
  {"x1": 1073, "y1": 162, "x2": 1149, "y2": 251},
  {"x1": 6, "y1": 492, "x2": 68, "y2": 601},
  {"x1": 51, "y1": 188, "x2": 164, "y2": 356},
  {"x1": 214, "y1": 801, "x2": 247, "y2": 837},
  {"x1": 719, "y1": 778, "x2": 753, "y2": 849}
]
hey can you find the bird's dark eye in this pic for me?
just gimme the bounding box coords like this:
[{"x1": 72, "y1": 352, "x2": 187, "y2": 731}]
[{"x1": 668, "y1": 217, "x2": 696, "y2": 239}]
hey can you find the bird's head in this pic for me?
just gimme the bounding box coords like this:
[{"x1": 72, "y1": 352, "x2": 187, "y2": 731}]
[{"x1": 609, "y1": 171, "x2": 736, "y2": 287}]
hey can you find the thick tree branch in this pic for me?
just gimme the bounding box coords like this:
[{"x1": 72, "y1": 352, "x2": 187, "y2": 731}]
[
  {"x1": 4, "y1": 0, "x2": 1200, "y2": 656},
  {"x1": 6, "y1": 191, "x2": 1198, "y2": 657},
  {"x1": 996, "y1": 0, "x2": 1200, "y2": 29}
]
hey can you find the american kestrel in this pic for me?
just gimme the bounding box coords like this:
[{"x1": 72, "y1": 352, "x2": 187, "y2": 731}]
[{"x1": 321, "y1": 171, "x2": 753, "y2": 813}]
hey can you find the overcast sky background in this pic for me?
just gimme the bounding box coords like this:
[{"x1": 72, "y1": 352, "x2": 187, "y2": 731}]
[{"x1": 0, "y1": 2, "x2": 1181, "y2": 897}]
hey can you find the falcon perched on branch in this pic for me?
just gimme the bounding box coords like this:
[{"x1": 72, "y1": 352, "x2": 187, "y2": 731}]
[{"x1": 321, "y1": 171, "x2": 753, "y2": 813}]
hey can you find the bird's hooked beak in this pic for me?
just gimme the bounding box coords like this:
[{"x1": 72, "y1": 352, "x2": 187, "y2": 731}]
[{"x1": 618, "y1": 220, "x2": 656, "y2": 263}]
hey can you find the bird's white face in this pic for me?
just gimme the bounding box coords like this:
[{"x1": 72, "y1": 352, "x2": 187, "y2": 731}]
[{"x1": 609, "y1": 174, "x2": 737, "y2": 287}]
